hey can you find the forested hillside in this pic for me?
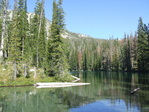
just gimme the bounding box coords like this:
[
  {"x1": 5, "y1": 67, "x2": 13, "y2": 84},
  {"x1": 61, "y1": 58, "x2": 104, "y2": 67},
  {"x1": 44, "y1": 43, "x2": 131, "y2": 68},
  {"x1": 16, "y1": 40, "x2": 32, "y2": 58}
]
[
  {"x1": 67, "y1": 17, "x2": 149, "y2": 72},
  {"x1": 0, "y1": 0, "x2": 148, "y2": 86}
]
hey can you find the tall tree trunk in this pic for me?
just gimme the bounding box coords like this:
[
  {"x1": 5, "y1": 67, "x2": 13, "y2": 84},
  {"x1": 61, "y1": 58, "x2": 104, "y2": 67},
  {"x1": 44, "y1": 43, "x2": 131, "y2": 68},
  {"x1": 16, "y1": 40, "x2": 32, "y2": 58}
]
[
  {"x1": 0, "y1": 0, "x2": 8, "y2": 61},
  {"x1": 13, "y1": 62, "x2": 17, "y2": 80},
  {"x1": 34, "y1": 66, "x2": 36, "y2": 79},
  {"x1": 23, "y1": 64, "x2": 28, "y2": 77},
  {"x1": 36, "y1": 1, "x2": 43, "y2": 67}
]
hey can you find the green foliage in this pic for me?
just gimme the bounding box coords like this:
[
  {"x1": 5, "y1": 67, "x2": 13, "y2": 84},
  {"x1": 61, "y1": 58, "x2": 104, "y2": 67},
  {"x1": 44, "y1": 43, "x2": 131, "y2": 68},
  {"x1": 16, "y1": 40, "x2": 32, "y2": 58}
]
[
  {"x1": 0, "y1": 0, "x2": 73, "y2": 86},
  {"x1": 8, "y1": 0, "x2": 28, "y2": 63},
  {"x1": 8, "y1": 10, "x2": 22, "y2": 62},
  {"x1": 1, "y1": 1, "x2": 149, "y2": 87},
  {"x1": 29, "y1": 0, "x2": 46, "y2": 68},
  {"x1": 45, "y1": 0, "x2": 70, "y2": 77},
  {"x1": 67, "y1": 36, "x2": 138, "y2": 72},
  {"x1": 0, "y1": 63, "x2": 57, "y2": 86},
  {"x1": 0, "y1": 17, "x2": 2, "y2": 41},
  {"x1": 54, "y1": 74, "x2": 74, "y2": 82},
  {"x1": 137, "y1": 17, "x2": 149, "y2": 72}
]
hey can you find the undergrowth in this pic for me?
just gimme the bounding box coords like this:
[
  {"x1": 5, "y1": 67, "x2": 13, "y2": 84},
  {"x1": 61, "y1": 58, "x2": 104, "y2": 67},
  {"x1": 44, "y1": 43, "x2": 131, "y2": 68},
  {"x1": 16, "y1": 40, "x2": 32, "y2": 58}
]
[{"x1": 0, "y1": 63, "x2": 73, "y2": 87}]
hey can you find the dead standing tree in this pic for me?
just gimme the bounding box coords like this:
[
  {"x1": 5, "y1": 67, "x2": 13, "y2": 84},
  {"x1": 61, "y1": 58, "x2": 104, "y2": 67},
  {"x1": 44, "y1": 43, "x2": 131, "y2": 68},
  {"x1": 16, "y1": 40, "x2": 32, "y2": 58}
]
[{"x1": 0, "y1": 0, "x2": 8, "y2": 61}]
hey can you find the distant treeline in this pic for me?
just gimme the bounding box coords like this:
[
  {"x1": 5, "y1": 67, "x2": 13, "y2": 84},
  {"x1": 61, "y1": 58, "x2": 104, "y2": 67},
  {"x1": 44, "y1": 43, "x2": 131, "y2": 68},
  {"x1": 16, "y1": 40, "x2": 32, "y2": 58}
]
[{"x1": 67, "y1": 17, "x2": 149, "y2": 72}]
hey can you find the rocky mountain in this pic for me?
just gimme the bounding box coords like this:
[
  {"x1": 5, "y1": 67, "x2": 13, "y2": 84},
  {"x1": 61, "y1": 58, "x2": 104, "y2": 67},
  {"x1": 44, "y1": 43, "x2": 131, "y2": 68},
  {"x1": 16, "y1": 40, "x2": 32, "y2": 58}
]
[
  {"x1": 44, "y1": 15, "x2": 91, "y2": 39},
  {"x1": 6, "y1": 10, "x2": 92, "y2": 39}
]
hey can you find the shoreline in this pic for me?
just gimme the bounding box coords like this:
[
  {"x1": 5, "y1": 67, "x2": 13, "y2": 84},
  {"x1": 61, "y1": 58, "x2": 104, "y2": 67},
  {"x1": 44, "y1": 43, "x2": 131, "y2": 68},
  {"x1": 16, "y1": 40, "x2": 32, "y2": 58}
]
[
  {"x1": 0, "y1": 75, "x2": 82, "y2": 88},
  {"x1": 0, "y1": 84, "x2": 34, "y2": 88}
]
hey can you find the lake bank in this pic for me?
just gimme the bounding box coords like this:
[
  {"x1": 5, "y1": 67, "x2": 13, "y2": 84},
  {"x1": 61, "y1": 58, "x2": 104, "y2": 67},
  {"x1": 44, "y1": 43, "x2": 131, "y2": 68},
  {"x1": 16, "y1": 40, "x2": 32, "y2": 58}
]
[
  {"x1": 0, "y1": 72, "x2": 80, "y2": 87},
  {"x1": 0, "y1": 75, "x2": 74, "y2": 87},
  {"x1": 0, "y1": 63, "x2": 74, "y2": 87}
]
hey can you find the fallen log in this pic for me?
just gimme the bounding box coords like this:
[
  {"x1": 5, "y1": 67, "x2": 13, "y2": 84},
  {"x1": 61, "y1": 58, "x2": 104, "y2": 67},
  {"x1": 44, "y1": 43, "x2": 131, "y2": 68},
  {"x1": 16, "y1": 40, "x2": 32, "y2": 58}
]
[
  {"x1": 35, "y1": 82, "x2": 90, "y2": 88},
  {"x1": 130, "y1": 87, "x2": 140, "y2": 95},
  {"x1": 71, "y1": 75, "x2": 80, "y2": 82}
]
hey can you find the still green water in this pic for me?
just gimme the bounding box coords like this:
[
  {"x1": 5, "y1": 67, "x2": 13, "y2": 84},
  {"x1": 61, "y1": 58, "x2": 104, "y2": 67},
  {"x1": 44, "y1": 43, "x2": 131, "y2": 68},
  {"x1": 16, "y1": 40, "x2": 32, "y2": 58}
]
[{"x1": 0, "y1": 71, "x2": 149, "y2": 112}]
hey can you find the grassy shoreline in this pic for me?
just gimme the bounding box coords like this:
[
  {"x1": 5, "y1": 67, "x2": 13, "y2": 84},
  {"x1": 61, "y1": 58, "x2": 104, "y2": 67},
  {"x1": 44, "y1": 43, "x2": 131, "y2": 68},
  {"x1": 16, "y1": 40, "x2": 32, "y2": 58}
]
[
  {"x1": 0, "y1": 76, "x2": 73, "y2": 87},
  {"x1": 0, "y1": 63, "x2": 73, "y2": 87}
]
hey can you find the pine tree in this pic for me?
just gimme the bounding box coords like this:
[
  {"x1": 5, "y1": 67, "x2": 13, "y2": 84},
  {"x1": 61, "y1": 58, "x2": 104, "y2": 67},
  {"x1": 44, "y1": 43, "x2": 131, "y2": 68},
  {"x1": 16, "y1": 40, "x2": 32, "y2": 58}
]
[
  {"x1": 0, "y1": 14, "x2": 2, "y2": 46},
  {"x1": 17, "y1": 0, "x2": 28, "y2": 58},
  {"x1": 45, "y1": 0, "x2": 69, "y2": 77},
  {"x1": 130, "y1": 34, "x2": 138, "y2": 71},
  {"x1": 143, "y1": 24, "x2": 149, "y2": 71},
  {"x1": 126, "y1": 36, "x2": 132, "y2": 71},
  {"x1": 9, "y1": 0, "x2": 28, "y2": 61},
  {"x1": 30, "y1": 0, "x2": 46, "y2": 68},
  {"x1": 37, "y1": 0, "x2": 46, "y2": 68},
  {"x1": 137, "y1": 17, "x2": 149, "y2": 71},
  {"x1": 9, "y1": 0, "x2": 18, "y2": 61},
  {"x1": 8, "y1": 0, "x2": 21, "y2": 79}
]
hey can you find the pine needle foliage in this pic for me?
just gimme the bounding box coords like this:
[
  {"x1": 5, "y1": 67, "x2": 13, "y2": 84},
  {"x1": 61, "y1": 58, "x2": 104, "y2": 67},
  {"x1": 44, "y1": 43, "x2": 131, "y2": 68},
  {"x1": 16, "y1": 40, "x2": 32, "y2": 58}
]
[{"x1": 45, "y1": 0, "x2": 69, "y2": 77}]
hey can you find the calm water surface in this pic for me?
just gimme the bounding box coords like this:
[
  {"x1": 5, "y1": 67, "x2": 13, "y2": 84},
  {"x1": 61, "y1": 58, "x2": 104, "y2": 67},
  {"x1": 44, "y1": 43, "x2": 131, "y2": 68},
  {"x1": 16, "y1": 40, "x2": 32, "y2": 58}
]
[{"x1": 0, "y1": 71, "x2": 149, "y2": 112}]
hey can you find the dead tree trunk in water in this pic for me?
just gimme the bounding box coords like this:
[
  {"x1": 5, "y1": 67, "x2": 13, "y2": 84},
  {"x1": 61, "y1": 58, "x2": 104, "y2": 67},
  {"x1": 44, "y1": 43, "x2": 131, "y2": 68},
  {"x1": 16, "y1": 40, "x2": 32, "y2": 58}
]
[{"x1": 130, "y1": 87, "x2": 140, "y2": 95}]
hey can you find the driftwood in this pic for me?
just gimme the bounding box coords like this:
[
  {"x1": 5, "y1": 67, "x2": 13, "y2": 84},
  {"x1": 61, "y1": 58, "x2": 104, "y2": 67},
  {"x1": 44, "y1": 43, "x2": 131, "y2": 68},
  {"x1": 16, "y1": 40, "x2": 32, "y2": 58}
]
[
  {"x1": 35, "y1": 75, "x2": 90, "y2": 88},
  {"x1": 130, "y1": 87, "x2": 140, "y2": 95},
  {"x1": 35, "y1": 82, "x2": 90, "y2": 88},
  {"x1": 71, "y1": 75, "x2": 80, "y2": 82}
]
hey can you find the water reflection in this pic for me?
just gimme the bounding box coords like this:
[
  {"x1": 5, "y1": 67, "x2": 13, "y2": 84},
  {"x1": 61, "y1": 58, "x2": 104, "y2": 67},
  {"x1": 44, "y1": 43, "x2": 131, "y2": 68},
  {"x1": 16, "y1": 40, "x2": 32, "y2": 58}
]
[
  {"x1": 70, "y1": 100, "x2": 140, "y2": 112},
  {"x1": 70, "y1": 71, "x2": 149, "y2": 112},
  {"x1": 0, "y1": 87, "x2": 69, "y2": 112},
  {"x1": 0, "y1": 71, "x2": 149, "y2": 112}
]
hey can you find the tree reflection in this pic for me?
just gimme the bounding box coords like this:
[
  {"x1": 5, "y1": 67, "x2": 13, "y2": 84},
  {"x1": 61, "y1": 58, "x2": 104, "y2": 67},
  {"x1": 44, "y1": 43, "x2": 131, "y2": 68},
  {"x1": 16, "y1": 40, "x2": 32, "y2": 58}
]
[
  {"x1": 0, "y1": 72, "x2": 149, "y2": 112},
  {"x1": 70, "y1": 71, "x2": 149, "y2": 111}
]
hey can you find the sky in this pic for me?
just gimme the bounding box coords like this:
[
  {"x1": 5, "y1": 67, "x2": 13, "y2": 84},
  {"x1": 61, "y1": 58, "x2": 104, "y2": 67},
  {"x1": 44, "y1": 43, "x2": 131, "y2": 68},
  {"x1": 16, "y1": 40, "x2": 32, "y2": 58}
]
[{"x1": 9, "y1": 0, "x2": 149, "y2": 39}]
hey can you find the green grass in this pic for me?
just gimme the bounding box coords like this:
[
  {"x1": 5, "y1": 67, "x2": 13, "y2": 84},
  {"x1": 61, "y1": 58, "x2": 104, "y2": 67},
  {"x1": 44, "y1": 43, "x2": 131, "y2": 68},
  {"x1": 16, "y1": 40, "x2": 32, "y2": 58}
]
[
  {"x1": 0, "y1": 75, "x2": 73, "y2": 87},
  {"x1": 0, "y1": 63, "x2": 73, "y2": 87}
]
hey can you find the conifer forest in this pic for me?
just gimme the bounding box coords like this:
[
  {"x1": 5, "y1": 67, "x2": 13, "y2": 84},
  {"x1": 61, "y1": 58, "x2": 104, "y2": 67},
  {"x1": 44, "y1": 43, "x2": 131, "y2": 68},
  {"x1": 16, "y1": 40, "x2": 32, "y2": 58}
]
[{"x1": 0, "y1": 0, "x2": 149, "y2": 85}]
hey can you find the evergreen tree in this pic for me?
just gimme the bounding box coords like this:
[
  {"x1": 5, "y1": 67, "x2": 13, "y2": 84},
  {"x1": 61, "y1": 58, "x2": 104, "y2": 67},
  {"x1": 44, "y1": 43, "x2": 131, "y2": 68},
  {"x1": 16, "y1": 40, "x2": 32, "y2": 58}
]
[
  {"x1": 30, "y1": 0, "x2": 46, "y2": 68},
  {"x1": 9, "y1": 0, "x2": 28, "y2": 62},
  {"x1": 143, "y1": 24, "x2": 149, "y2": 71},
  {"x1": 17, "y1": 0, "x2": 28, "y2": 58},
  {"x1": 126, "y1": 36, "x2": 132, "y2": 71},
  {"x1": 8, "y1": 0, "x2": 20, "y2": 62},
  {"x1": 0, "y1": 14, "x2": 2, "y2": 46},
  {"x1": 130, "y1": 34, "x2": 138, "y2": 71},
  {"x1": 111, "y1": 39, "x2": 120, "y2": 71},
  {"x1": 120, "y1": 35, "x2": 132, "y2": 71},
  {"x1": 45, "y1": 0, "x2": 69, "y2": 77},
  {"x1": 8, "y1": 0, "x2": 21, "y2": 79},
  {"x1": 37, "y1": 0, "x2": 46, "y2": 68},
  {"x1": 68, "y1": 39, "x2": 78, "y2": 71},
  {"x1": 137, "y1": 17, "x2": 149, "y2": 71}
]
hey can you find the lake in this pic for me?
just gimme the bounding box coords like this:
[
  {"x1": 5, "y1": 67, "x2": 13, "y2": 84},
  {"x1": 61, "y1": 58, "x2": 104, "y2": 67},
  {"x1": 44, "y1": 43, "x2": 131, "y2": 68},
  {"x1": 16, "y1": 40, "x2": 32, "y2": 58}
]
[{"x1": 0, "y1": 71, "x2": 149, "y2": 112}]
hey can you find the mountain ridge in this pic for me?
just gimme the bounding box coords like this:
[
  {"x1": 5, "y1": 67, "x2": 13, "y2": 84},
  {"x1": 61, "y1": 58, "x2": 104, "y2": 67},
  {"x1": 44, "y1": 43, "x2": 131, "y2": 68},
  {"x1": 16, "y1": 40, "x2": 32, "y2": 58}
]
[
  {"x1": 3, "y1": 10, "x2": 92, "y2": 39},
  {"x1": 27, "y1": 12, "x2": 92, "y2": 39}
]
